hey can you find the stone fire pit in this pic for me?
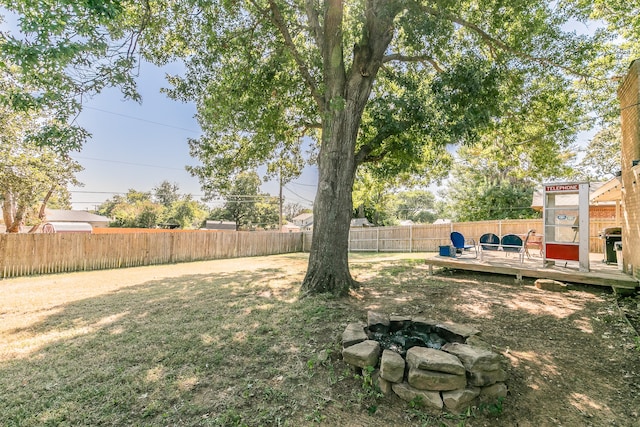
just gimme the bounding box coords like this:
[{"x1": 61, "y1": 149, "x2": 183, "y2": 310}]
[{"x1": 341, "y1": 312, "x2": 508, "y2": 412}]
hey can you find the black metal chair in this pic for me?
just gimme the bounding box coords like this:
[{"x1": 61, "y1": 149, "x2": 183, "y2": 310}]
[
  {"x1": 500, "y1": 230, "x2": 535, "y2": 264},
  {"x1": 479, "y1": 233, "x2": 500, "y2": 251}
]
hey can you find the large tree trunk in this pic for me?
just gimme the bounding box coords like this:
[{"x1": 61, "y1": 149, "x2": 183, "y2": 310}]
[
  {"x1": 2, "y1": 191, "x2": 26, "y2": 233},
  {"x1": 301, "y1": 1, "x2": 395, "y2": 296},
  {"x1": 28, "y1": 188, "x2": 54, "y2": 233},
  {"x1": 301, "y1": 111, "x2": 360, "y2": 296}
]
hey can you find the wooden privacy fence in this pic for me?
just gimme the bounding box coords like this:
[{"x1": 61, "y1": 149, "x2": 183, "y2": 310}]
[
  {"x1": 303, "y1": 218, "x2": 619, "y2": 254},
  {"x1": 2, "y1": 218, "x2": 620, "y2": 279},
  {"x1": 0, "y1": 231, "x2": 303, "y2": 279}
]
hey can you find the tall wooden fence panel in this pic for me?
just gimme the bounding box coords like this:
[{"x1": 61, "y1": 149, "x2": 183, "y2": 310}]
[
  {"x1": 342, "y1": 218, "x2": 620, "y2": 254},
  {"x1": 2, "y1": 218, "x2": 620, "y2": 279},
  {"x1": 0, "y1": 231, "x2": 303, "y2": 279}
]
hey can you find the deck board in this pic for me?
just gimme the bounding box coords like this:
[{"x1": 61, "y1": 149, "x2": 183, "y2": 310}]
[{"x1": 425, "y1": 252, "x2": 638, "y2": 290}]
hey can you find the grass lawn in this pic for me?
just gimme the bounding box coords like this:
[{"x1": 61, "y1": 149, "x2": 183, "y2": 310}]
[{"x1": 1, "y1": 252, "x2": 638, "y2": 426}]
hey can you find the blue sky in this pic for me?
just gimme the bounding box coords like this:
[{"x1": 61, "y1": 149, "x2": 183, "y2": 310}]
[
  {"x1": 67, "y1": 16, "x2": 601, "y2": 211},
  {"x1": 0, "y1": 9, "x2": 317, "y2": 211},
  {"x1": 2, "y1": 10, "x2": 601, "y2": 212},
  {"x1": 70, "y1": 61, "x2": 318, "y2": 211},
  {"x1": 50, "y1": 58, "x2": 597, "y2": 211}
]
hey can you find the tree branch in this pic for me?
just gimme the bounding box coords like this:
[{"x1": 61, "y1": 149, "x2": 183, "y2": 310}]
[
  {"x1": 355, "y1": 138, "x2": 381, "y2": 165},
  {"x1": 355, "y1": 120, "x2": 413, "y2": 165},
  {"x1": 28, "y1": 187, "x2": 55, "y2": 233},
  {"x1": 382, "y1": 53, "x2": 444, "y2": 72},
  {"x1": 256, "y1": 0, "x2": 325, "y2": 110},
  {"x1": 420, "y1": 5, "x2": 593, "y2": 79},
  {"x1": 304, "y1": 0, "x2": 324, "y2": 49},
  {"x1": 323, "y1": 0, "x2": 347, "y2": 99}
]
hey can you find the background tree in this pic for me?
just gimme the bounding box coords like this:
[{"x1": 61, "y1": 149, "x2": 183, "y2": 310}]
[
  {"x1": 440, "y1": 68, "x2": 581, "y2": 222},
  {"x1": 164, "y1": 196, "x2": 209, "y2": 229},
  {"x1": 142, "y1": 0, "x2": 602, "y2": 296},
  {"x1": 441, "y1": 140, "x2": 570, "y2": 222},
  {"x1": 153, "y1": 181, "x2": 181, "y2": 208},
  {"x1": 394, "y1": 190, "x2": 438, "y2": 224},
  {"x1": 352, "y1": 171, "x2": 398, "y2": 226},
  {"x1": 575, "y1": 126, "x2": 621, "y2": 181},
  {"x1": 0, "y1": 96, "x2": 82, "y2": 232},
  {"x1": 253, "y1": 198, "x2": 281, "y2": 230},
  {"x1": 97, "y1": 185, "x2": 208, "y2": 229},
  {"x1": 283, "y1": 203, "x2": 309, "y2": 222},
  {"x1": 97, "y1": 190, "x2": 157, "y2": 228},
  {"x1": 215, "y1": 171, "x2": 279, "y2": 231}
]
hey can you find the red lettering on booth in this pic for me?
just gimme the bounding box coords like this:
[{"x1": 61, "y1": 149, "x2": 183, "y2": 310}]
[{"x1": 545, "y1": 184, "x2": 579, "y2": 192}]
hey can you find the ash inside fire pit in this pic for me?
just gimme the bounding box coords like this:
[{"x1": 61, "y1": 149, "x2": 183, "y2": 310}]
[
  {"x1": 341, "y1": 311, "x2": 509, "y2": 412},
  {"x1": 371, "y1": 329, "x2": 447, "y2": 355}
]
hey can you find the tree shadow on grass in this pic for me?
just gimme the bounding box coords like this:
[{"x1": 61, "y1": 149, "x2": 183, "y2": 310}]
[
  {"x1": 1, "y1": 261, "x2": 638, "y2": 427},
  {"x1": 0, "y1": 267, "x2": 358, "y2": 426}
]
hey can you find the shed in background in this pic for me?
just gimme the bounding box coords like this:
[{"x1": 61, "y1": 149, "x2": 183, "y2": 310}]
[{"x1": 42, "y1": 222, "x2": 93, "y2": 233}]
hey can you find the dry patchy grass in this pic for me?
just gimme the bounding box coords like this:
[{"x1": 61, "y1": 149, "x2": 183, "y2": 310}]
[{"x1": 0, "y1": 253, "x2": 639, "y2": 426}]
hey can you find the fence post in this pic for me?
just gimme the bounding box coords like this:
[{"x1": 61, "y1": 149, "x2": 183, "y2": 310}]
[
  {"x1": 169, "y1": 233, "x2": 174, "y2": 263},
  {"x1": 348, "y1": 228, "x2": 351, "y2": 252},
  {"x1": 0, "y1": 235, "x2": 6, "y2": 279},
  {"x1": 235, "y1": 232, "x2": 239, "y2": 258},
  {"x1": 409, "y1": 225, "x2": 413, "y2": 253}
]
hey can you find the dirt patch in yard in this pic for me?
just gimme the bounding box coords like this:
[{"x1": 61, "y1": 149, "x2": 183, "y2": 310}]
[{"x1": 0, "y1": 253, "x2": 638, "y2": 426}]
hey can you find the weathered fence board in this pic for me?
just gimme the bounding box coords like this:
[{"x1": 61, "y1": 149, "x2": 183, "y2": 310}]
[
  {"x1": 0, "y1": 231, "x2": 304, "y2": 279},
  {"x1": 1, "y1": 218, "x2": 620, "y2": 279},
  {"x1": 344, "y1": 218, "x2": 619, "y2": 254}
]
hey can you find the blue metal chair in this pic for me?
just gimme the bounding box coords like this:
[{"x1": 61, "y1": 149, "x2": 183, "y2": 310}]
[{"x1": 450, "y1": 232, "x2": 477, "y2": 258}]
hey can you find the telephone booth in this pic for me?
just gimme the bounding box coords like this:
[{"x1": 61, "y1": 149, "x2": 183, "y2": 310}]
[{"x1": 542, "y1": 182, "x2": 590, "y2": 272}]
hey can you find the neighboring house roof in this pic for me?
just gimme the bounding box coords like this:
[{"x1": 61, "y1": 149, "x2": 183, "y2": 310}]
[
  {"x1": 350, "y1": 218, "x2": 373, "y2": 227},
  {"x1": 399, "y1": 220, "x2": 415, "y2": 226},
  {"x1": 433, "y1": 218, "x2": 452, "y2": 225},
  {"x1": 590, "y1": 177, "x2": 622, "y2": 203},
  {"x1": 292, "y1": 213, "x2": 314, "y2": 222},
  {"x1": 281, "y1": 223, "x2": 301, "y2": 232},
  {"x1": 531, "y1": 181, "x2": 617, "y2": 209},
  {"x1": 205, "y1": 220, "x2": 236, "y2": 230},
  {"x1": 45, "y1": 209, "x2": 111, "y2": 224}
]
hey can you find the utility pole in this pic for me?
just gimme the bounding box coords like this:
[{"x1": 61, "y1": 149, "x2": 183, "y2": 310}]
[{"x1": 279, "y1": 167, "x2": 283, "y2": 231}]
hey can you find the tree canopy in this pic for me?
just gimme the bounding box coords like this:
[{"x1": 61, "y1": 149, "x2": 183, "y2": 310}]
[
  {"x1": 4, "y1": 0, "x2": 635, "y2": 296},
  {"x1": 0, "y1": 1, "x2": 149, "y2": 152},
  {"x1": 576, "y1": 126, "x2": 622, "y2": 181},
  {"x1": 135, "y1": 0, "x2": 607, "y2": 295}
]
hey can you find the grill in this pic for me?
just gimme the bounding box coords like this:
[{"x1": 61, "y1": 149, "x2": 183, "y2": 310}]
[{"x1": 599, "y1": 227, "x2": 622, "y2": 264}]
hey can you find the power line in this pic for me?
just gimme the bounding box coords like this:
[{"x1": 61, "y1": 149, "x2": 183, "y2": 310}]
[
  {"x1": 288, "y1": 181, "x2": 317, "y2": 188},
  {"x1": 283, "y1": 185, "x2": 314, "y2": 204},
  {"x1": 70, "y1": 190, "x2": 127, "y2": 195},
  {"x1": 73, "y1": 155, "x2": 189, "y2": 171},
  {"x1": 83, "y1": 106, "x2": 201, "y2": 134}
]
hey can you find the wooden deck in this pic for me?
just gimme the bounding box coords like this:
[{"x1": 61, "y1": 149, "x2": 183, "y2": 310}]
[{"x1": 425, "y1": 251, "x2": 638, "y2": 292}]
